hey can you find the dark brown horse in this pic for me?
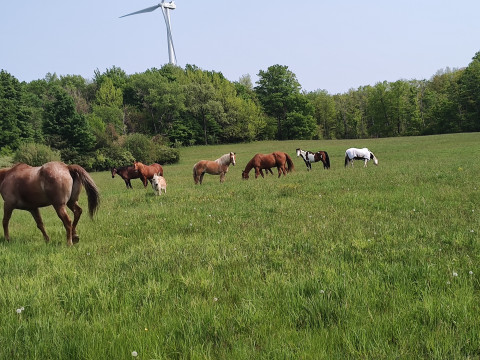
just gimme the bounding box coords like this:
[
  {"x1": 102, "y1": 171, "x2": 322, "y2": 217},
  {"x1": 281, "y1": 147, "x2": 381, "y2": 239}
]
[
  {"x1": 193, "y1": 152, "x2": 236, "y2": 184},
  {"x1": 133, "y1": 161, "x2": 164, "y2": 187},
  {"x1": 111, "y1": 165, "x2": 141, "y2": 189},
  {"x1": 0, "y1": 162, "x2": 100, "y2": 246},
  {"x1": 242, "y1": 152, "x2": 294, "y2": 179}
]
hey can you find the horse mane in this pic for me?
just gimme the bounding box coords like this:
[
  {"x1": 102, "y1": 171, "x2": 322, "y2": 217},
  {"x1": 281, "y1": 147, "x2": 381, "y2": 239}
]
[{"x1": 215, "y1": 153, "x2": 232, "y2": 166}]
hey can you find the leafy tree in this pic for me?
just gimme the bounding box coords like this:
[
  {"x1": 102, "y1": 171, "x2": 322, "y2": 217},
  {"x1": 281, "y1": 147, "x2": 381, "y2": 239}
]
[
  {"x1": 255, "y1": 65, "x2": 313, "y2": 139},
  {"x1": 255, "y1": 65, "x2": 300, "y2": 138},
  {"x1": 458, "y1": 52, "x2": 480, "y2": 131},
  {"x1": 307, "y1": 89, "x2": 337, "y2": 139},
  {"x1": 42, "y1": 85, "x2": 95, "y2": 161},
  {"x1": 0, "y1": 71, "x2": 34, "y2": 152}
]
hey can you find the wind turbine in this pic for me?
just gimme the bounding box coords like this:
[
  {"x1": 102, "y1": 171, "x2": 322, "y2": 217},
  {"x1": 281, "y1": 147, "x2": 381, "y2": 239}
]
[{"x1": 120, "y1": 1, "x2": 177, "y2": 65}]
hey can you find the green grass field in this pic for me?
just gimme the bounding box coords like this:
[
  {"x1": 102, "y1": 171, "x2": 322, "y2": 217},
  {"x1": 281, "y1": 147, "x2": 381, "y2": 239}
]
[{"x1": 1, "y1": 133, "x2": 479, "y2": 359}]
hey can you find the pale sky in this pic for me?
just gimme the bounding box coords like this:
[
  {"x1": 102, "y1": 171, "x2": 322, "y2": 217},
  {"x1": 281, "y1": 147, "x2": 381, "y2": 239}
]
[{"x1": 1, "y1": 0, "x2": 479, "y2": 94}]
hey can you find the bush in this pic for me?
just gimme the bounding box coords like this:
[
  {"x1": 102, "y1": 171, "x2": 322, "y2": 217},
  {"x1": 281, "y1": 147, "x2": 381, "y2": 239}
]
[
  {"x1": 13, "y1": 143, "x2": 61, "y2": 166},
  {"x1": 124, "y1": 133, "x2": 180, "y2": 165}
]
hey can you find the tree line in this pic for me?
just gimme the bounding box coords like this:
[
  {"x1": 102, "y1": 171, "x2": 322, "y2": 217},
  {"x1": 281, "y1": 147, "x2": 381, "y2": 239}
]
[{"x1": 1, "y1": 51, "x2": 479, "y2": 170}]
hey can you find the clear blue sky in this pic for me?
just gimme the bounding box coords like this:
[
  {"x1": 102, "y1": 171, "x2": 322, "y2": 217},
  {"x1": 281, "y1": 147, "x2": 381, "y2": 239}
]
[{"x1": 1, "y1": 0, "x2": 479, "y2": 94}]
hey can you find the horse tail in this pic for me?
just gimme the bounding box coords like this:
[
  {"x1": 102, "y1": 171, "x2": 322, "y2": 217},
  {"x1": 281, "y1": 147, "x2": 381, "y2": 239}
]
[
  {"x1": 68, "y1": 165, "x2": 100, "y2": 218},
  {"x1": 344, "y1": 154, "x2": 348, "y2": 167},
  {"x1": 324, "y1": 151, "x2": 330, "y2": 169},
  {"x1": 285, "y1": 153, "x2": 295, "y2": 172}
]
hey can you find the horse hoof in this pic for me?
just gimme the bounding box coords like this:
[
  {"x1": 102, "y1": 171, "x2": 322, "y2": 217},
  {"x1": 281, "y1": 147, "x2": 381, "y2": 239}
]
[{"x1": 72, "y1": 235, "x2": 80, "y2": 244}]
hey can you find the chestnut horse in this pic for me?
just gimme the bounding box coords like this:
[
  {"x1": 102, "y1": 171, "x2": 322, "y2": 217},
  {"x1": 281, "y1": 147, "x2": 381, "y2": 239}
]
[
  {"x1": 242, "y1": 152, "x2": 294, "y2": 179},
  {"x1": 0, "y1": 162, "x2": 100, "y2": 246},
  {"x1": 193, "y1": 152, "x2": 236, "y2": 184},
  {"x1": 133, "y1": 161, "x2": 164, "y2": 187},
  {"x1": 111, "y1": 165, "x2": 141, "y2": 189}
]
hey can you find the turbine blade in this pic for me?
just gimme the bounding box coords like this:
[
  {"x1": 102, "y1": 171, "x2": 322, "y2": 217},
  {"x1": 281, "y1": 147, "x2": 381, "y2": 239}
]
[{"x1": 119, "y1": 4, "x2": 161, "y2": 18}]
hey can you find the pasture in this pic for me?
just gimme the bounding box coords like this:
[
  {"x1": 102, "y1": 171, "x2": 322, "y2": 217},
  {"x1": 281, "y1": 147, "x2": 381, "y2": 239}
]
[{"x1": 1, "y1": 133, "x2": 479, "y2": 359}]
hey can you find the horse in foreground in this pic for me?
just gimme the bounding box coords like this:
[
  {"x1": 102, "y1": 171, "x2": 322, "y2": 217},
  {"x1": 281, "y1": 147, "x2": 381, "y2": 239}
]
[
  {"x1": 0, "y1": 162, "x2": 100, "y2": 246},
  {"x1": 242, "y1": 152, "x2": 294, "y2": 179},
  {"x1": 152, "y1": 174, "x2": 167, "y2": 195},
  {"x1": 111, "y1": 165, "x2": 141, "y2": 189},
  {"x1": 133, "y1": 161, "x2": 164, "y2": 187},
  {"x1": 345, "y1": 148, "x2": 378, "y2": 167},
  {"x1": 193, "y1": 152, "x2": 236, "y2": 184},
  {"x1": 296, "y1": 148, "x2": 330, "y2": 170}
]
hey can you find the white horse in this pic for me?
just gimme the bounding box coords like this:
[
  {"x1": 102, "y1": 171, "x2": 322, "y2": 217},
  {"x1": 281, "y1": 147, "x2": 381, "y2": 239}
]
[
  {"x1": 345, "y1": 148, "x2": 378, "y2": 167},
  {"x1": 151, "y1": 174, "x2": 167, "y2": 195}
]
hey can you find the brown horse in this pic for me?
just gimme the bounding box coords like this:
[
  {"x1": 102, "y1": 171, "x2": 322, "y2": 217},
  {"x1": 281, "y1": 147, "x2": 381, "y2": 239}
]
[
  {"x1": 193, "y1": 152, "x2": 236, "y2": 184},
  {"x1": 111, "y1": 165, "x2": 141, "y2": 189},
  {"x1": 0, "y1": 162, "x2": 100, "y2": 246},
  {"x1": 242, "y1": 152, "x2": 294, "y2": 179},
  {"x1": 133, "y1": 161, "x2": 164, "y2": 187}
]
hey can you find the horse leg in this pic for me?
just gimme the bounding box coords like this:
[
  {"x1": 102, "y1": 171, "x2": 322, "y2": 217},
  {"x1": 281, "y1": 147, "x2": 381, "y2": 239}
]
[
  {"x1": 67, "y1": 201, "x2": 83, "y2": 244},
  {"x1": 199, "y1": 172, "x2": 205, "y2": 184},
  {"x1": 259, "y1": 169, "x2": 265, "y2": 178},
  {"x1": 127, "y1": 179, "x2": 133, "y2": 189},
  {"x1": 220, "y1": 172, "x2": 225, "y2": 183},
  {"x1": 255, "y1": 168, "x2": 261, "y2": 178},
  {"x1": 53, "y1": 205, "x2": 74, "y2": 246},
  {"x1": 364, "y1": 159, "x2": 368, "y2": 167},
  {"x1": 2, "y1": 204, "x2": 14, "y2": 242},
  {"x1": 29, "y1": 208, "x2": 50, "y2": 243}
]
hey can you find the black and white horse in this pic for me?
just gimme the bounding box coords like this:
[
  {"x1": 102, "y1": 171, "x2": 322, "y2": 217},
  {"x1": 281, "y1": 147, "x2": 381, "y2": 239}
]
[
  {"x1": 344, "y1": 148, "x2": 378, "y2": 167},
  {"x1": 296, "y1": 148, "x2": 330, "y2": 170}
]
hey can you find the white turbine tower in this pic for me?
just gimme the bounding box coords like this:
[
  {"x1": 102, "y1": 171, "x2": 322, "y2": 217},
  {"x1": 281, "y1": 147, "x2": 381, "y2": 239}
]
[{"x1": 120, "y1": 1, "x2": 177, "y2": 65}]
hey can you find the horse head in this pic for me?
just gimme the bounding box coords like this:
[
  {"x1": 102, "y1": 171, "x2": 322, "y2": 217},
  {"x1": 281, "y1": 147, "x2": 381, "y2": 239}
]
[
  {"x1": 242, "y1": 170, "x2": 249, "y2": 180},
  {"x1": 296, "y1": 148, "x2": 301, "y2": 157},
  {"x1": 230, "y1": 152, "x2": 236, "y2": 166},
  {"x1": 370, "y1": 152, "x2": 379, "y2": 165},
  {"x1": 111, "y1": 167, "x2": 117, "y2": 178}
]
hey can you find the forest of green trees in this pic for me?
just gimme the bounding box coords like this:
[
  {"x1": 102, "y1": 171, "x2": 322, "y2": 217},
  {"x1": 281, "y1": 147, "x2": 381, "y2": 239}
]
[{"x1": 1, "y1": 51, "x2": 479, "y2": 170}]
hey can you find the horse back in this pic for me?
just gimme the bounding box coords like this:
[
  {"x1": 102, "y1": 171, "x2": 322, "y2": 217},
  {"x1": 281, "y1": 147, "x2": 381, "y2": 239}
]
[{"x1": 1, "y1": 162, "x2": 72, "y2": 209}]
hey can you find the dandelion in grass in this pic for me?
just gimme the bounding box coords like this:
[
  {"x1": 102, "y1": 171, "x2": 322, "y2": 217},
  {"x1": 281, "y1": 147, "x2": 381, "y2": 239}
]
[
  {"x1": 320, "y1": 290, "x2": 325, "y2": 294},
  {"x1": 132, "y1": 351, "x2": 138, "y2": 357},
  {"x1": 453, "y1": 271, "x2": 458, "y2": 277},
  {"x1": 469, "y1": 271, "x2": 474, "y2": 275},
  {"x1": 16, "y1": 308, "x2": 22, "y2": 314},
  {"x1": 213, "y1": 297, "x2": 218, "y2": 302},
  {"x1": 447, "y1": 281, "x2": 451, "y2": 285}
]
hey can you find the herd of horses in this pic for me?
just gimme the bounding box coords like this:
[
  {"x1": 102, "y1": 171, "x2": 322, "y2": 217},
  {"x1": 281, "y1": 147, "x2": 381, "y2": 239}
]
[{"x1": 0, "y1": 147, "x2": 377, "y2": 246}]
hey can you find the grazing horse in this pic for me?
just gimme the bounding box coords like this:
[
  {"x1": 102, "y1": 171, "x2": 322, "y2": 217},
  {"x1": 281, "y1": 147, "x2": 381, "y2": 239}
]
[
  {"x1": 345, "y1": 148, "x2": 378, "y2": 167},
  {"x1": 0, "y1": 162, "x2": 100, "y2": 246},
  {"x1": 242, "y1": 152, "x2": 294, "y2": 179},
  {"x1": 193, "y1": 152, "x2": 236, "y2": 184},
  {"x1": 296, "y1": 148, "x2": 330, "y2": 170},
  {"x1": 133, "y1": 161, "x2": 164, "y2": 187},
  {"x1": 152, "y1": 174, "x2": 167, "y2": 195},
  {"x1": 111, "y1": 165, "x2": 141, "y2": 189}
]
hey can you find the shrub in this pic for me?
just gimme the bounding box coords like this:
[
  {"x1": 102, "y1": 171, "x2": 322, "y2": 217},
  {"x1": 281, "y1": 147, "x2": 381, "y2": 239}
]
[{"x1": 13, "y1": 143, "x2": 61, "y2": 166}]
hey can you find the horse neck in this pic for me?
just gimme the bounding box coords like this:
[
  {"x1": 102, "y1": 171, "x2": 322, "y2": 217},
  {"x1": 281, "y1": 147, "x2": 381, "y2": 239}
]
[
  {"x1": 216, "y1": 154, "x2": 230, "y2": 165},
  {"x1": 243, "y1": 159, "x2": 255, "y2": 173}
]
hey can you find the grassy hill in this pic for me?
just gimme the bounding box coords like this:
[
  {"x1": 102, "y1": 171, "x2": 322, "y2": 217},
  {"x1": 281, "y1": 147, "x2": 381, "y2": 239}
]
[{"x1": 1, "y1": 133, "x2": 479, "y2": 359}]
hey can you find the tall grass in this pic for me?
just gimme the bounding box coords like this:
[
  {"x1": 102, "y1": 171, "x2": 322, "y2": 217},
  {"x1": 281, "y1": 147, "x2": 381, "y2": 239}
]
[{"x1": 1, "y1": 133, "x2": 479, "y2": 359}]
